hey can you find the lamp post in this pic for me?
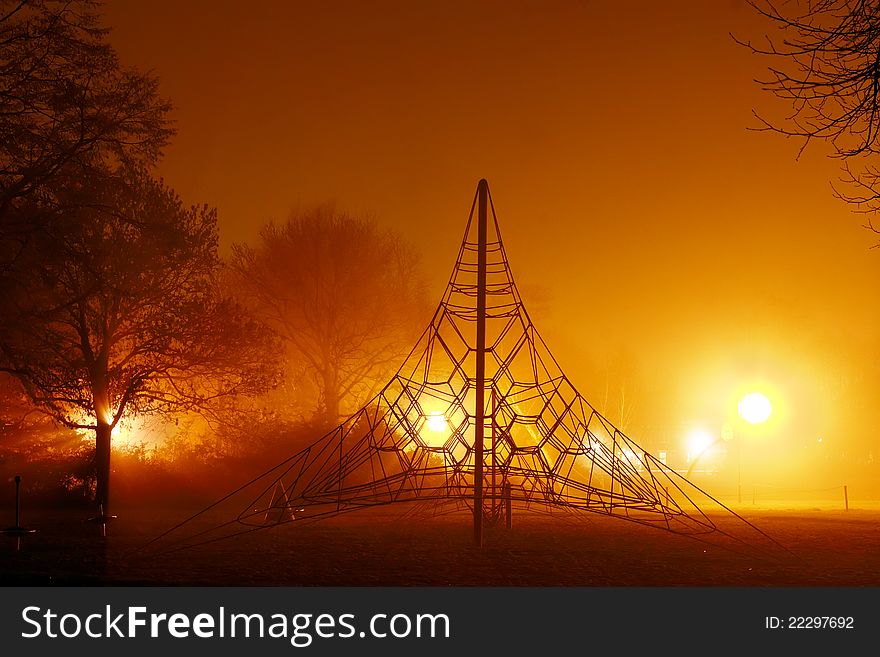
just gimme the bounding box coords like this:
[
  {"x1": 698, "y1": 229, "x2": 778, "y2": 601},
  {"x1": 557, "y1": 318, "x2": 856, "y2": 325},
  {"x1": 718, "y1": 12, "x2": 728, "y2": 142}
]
[{"x1": 736, "y1": 392, "x2": 772, "y2": 505}]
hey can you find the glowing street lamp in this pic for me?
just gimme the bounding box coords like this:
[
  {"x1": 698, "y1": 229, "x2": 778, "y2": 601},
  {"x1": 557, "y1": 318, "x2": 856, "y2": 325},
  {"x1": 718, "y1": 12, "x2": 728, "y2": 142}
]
[
  {"x1": 685, "y1": 428, "x2": 715, "y2": 464},
  {"x1": 683, "y1": 426, "x2": 722, "y2": 478},
  {"x1": 425, "y1": 412, "x2": 448, "y2": 433},
  {"x1": 738, "y1": 392, "x2": 772, "y2": 425},
  {"x1": 418, "y1": 411, "x2": 450, "y2": 448}
]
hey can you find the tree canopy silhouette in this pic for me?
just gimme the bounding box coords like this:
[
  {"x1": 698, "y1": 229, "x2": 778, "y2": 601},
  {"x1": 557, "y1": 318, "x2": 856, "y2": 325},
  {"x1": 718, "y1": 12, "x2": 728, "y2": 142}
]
[
  {"x1": 0, "y1": 0, "x2": 172, "y2": 239},
  {"x1": 0, "y1": 169, "x2": 279, "y2": 513},
  {"x1": 742, "y1": 1, "x2": 880, "y2": 227},
  {"x1": 230, "y1": 208, "x2": 426, "y2": 424}
]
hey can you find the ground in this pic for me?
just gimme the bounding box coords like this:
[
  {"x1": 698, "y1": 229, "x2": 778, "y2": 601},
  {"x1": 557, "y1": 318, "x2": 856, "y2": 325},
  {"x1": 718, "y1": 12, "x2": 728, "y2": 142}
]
[{"x1": 2, "y1": 500, "x2": 879, "y2": 586}]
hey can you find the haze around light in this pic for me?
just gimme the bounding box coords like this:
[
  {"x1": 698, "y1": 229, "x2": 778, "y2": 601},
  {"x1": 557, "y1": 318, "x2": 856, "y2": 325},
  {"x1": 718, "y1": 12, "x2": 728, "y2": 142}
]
[{"x1": 101, "y1": 0, "x2": 880, "y2": 499}]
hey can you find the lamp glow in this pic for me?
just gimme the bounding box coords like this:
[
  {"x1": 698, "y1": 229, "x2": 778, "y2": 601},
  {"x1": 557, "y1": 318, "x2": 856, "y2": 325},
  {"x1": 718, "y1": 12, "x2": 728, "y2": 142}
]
[
  {"x1": 686, "y1": 428, "x2": 715, "y2": 461},
  {"x1": 738, "y1": 392, "x2": 772, "y2": 425},
  {"x1": 425, "y1": 412, "x2": 448, "y2": 433}
]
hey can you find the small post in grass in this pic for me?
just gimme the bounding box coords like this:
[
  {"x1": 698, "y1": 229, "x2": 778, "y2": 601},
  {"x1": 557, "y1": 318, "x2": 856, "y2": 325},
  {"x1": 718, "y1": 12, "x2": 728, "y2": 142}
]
[
  {"x1": 2, "y1": 475, "x2": 37, "y2": 550},
  {"x1": 88, "y1": 503, "x2": 118, "y2": 538},
  {"x1": 14, "y1": 475, "x2": 21, "y2": 528}
]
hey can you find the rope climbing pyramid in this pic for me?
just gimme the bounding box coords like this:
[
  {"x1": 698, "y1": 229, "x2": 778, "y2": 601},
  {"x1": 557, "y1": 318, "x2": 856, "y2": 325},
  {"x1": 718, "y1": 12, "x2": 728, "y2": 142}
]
[{"x1": 147, "y1": 180, "x2": 781, "y2": 555}]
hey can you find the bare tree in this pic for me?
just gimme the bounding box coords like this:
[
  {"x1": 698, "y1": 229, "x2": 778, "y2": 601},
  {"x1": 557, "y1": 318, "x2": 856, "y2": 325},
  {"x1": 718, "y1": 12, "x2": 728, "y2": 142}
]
[
  {"x1": 230, "y1": 208, "x2": 426, "y2": 424},
  {"x1": 0, "y1": 0, "x2": 172, "y2": 254},
  {"x1": 0, "y1": 169, "x2": 279, "y2": 513},
  {"x1": 597, "y1": 349, "x2": 641, "y2": 434},
  {"x1": 740, "y1": 1, "x2": 880, "y2": 228},
  {"x1": 0, "y1": 2, "x2": 276, "y2": 513}
]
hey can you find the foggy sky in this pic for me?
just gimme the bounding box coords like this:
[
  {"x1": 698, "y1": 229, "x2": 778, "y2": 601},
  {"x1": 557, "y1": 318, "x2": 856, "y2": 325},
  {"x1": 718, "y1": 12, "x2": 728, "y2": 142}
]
[{"x1": 102, "y1": 1, "x2": 880, "y2": 488}]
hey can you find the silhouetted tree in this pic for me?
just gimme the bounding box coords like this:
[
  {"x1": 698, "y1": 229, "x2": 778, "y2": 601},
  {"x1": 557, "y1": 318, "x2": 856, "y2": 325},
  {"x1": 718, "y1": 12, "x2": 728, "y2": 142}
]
[
  {"x1": 742, "y1": 1, "x2": 880, "y2": 226},
  {"x1": 230, "y1": 208, "x2": 425, "y2": 424},
  {"x1": 0, "y1": 0, "x2": 172, "y2": 258},
  {"x1": 0, "y1": 169, "x2": 279, "y2": 513}
]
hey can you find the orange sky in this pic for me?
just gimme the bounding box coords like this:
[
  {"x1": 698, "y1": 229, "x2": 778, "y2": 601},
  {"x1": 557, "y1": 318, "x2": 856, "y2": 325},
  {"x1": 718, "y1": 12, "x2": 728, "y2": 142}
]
[{"x1": 103, "y1": 1, "x2": 880, "y2": 491}]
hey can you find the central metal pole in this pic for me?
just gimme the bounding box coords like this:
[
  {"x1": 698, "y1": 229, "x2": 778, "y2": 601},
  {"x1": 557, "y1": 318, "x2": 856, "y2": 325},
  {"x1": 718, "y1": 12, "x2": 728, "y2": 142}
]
[{"x1": 473, "y1": 178, "x2": 488, "y2": 547}]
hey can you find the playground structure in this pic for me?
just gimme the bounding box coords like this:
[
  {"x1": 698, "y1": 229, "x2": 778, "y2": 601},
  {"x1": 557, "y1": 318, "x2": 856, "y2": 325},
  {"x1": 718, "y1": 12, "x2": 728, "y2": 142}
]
[{"x1": 145, "y1": 180, "x2": 781, "y2": 557}]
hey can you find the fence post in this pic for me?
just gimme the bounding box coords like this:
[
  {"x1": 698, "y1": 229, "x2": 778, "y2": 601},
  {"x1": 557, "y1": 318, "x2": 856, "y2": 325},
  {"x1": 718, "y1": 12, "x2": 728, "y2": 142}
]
[{"x1": 844, "y1": 485, "x2": 849, "y2": 511}]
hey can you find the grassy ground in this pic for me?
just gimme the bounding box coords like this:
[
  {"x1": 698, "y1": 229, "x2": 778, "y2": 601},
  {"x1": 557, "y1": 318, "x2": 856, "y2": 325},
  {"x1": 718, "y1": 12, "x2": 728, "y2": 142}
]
[{"x1": 2, "y1": 500, "x2": 879, "y2": 586}]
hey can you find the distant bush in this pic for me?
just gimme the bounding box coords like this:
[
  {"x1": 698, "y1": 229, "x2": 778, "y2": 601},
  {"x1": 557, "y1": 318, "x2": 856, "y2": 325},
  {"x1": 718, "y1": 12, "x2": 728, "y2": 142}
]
[{"x1": 0, "y1": 412, "x2": 341, "y2": 511}]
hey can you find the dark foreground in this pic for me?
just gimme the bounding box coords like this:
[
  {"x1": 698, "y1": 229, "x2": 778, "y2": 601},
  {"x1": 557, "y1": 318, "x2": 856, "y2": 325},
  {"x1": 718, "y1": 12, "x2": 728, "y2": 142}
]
[{"x1": 2, "y1": 503, "x2": 879, "y2": 586}]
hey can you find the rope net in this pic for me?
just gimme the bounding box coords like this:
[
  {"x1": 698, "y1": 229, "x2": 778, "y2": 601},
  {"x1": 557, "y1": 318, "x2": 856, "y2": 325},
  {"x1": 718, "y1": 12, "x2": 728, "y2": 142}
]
[{"x1": 144, "y1": 181, "x2": 784, "y2": 557}]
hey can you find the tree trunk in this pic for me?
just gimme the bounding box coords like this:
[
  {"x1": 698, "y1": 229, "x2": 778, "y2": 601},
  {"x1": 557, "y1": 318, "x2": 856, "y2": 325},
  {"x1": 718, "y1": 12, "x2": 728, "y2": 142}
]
[
  {"x1": 324, "y1": 394, "x2": 340, "y2": 424},
  {"x1": 95, "y1": 420, "x2": 112, "y2": 514},
  {"x1": 320, "y1": 367, "x2": 340, "y2": 423}
]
